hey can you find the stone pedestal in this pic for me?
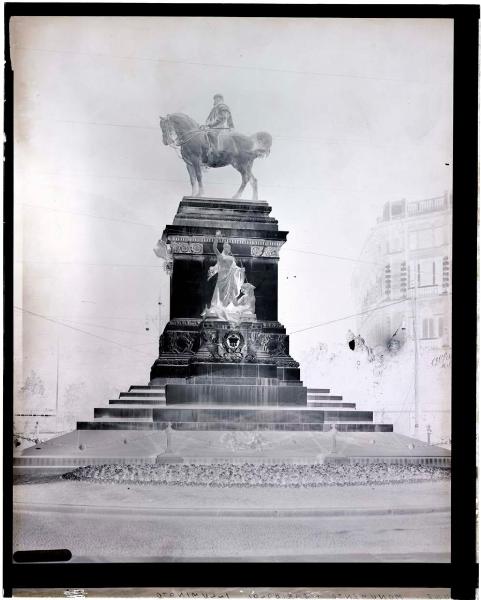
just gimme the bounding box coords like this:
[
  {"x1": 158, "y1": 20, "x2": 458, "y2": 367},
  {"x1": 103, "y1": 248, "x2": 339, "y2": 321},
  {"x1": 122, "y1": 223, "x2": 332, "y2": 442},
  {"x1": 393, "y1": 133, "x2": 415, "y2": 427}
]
[
  {"x1": 70, "y1": 196, "x2": 394, "y2": 436},
  {"x1": 149, "y1": 196, "x2": 308, "y2": 411}
]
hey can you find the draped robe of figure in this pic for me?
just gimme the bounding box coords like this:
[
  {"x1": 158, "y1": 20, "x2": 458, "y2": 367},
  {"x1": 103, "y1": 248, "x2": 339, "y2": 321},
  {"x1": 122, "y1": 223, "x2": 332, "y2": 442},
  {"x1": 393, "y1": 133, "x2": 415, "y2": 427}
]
[{"x1": 206, "y1": 239, "x2": 245, "y2": 320}]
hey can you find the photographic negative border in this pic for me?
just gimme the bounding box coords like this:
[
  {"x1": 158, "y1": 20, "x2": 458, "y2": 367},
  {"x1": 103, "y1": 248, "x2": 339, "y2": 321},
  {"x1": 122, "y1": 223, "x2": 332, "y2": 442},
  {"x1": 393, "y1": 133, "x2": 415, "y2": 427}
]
[{"x1": 3, "y1": 4, "x2": 478, "y2": 598}]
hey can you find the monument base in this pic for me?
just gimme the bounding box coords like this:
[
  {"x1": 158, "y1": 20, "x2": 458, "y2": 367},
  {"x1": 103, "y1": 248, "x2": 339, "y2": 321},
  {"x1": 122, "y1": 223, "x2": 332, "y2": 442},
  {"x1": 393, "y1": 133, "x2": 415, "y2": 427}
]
[{"x1": 16, "y1": 426, "x2": 451, "y2": 471}]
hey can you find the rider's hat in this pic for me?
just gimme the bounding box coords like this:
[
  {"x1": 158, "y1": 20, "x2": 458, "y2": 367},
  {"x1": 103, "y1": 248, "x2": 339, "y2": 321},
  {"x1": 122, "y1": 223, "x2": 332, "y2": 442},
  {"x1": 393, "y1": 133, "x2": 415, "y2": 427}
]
[{"x1": 213, "y1": 93, "x2": 224, "y2": 101}]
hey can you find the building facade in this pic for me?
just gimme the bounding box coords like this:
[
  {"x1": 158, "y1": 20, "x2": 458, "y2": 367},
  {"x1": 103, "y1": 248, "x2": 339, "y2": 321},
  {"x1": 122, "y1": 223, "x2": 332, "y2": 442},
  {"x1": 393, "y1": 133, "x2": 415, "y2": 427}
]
[{"x1": 352, "y1": 193, "x2": 452, "y2": 441}]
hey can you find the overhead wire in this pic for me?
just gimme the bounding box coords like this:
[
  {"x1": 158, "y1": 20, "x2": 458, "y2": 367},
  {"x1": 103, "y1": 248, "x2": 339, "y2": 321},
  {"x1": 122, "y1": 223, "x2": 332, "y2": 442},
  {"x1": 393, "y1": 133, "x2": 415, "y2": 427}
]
[
  {"x1": 12, "y1": 45, "x2": 418, "y2": 84},
  {"x1": 288, "y1": 298, "x2": 410, "y2": 336},
  {"x1": 19, "y1": 115, "x2": 395, "y2": 149},
  {"x1": 17, "y1": 203, "x2": 391, "y2": 268},
  {"x1": 18, "y1": 168, "x2": 366, "y2": 195},
  {"x1": 14, "y1": 306, "x2": 152, "y2": 357},
  {"x1": 56, "y1": 318, "x2": 155, "y2": 336},
  {"x1": 21, "y1": 202, "x2": 158, "y2": 230}
]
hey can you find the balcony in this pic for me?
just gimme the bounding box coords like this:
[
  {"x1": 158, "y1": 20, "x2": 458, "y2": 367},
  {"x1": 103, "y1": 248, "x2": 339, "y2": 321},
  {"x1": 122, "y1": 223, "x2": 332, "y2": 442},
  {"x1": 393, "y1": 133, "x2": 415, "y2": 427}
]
[
  {"x1": 407, "y1": 195, "x2": 448, "y2": 216},
  {"x1": 408, "y1": 285, "x2": 441, "y2": 298}
]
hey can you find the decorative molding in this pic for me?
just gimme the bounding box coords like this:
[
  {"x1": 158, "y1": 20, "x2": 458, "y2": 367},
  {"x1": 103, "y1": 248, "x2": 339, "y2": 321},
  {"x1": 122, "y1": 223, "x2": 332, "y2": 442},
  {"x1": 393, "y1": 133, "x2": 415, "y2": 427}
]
[
  {"x1": 168, "y1": 318, "x2": 202, "y2": 327},
  {"x1": 258, "y1": 333, "x2": 288, "y2": 357},
  {"x1": 168, "y1": 234, "x2": 284, "y2": 248},
  {"x1": 152, "y1": 357, "x2": 190, "y2": 366},
  {"x1": 263, "y1": 246, "x2": 279, "y2": 258},
  {"x1": 156, "y1": 321, "x2": 295, "y2": 366},
  {"x1": 171, "y1": 241, "x2": 203, "y2": 254},
  {"x1": 159, "y1": 331, "x2": 197, "y2": 355}
]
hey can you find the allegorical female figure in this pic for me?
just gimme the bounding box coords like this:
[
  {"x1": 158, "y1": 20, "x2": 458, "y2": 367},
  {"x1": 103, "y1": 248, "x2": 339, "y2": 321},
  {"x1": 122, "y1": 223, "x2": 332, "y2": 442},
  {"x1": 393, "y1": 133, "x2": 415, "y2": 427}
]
[{"x1": 202, "y1": 232, "x2": 256, "y2": 323}]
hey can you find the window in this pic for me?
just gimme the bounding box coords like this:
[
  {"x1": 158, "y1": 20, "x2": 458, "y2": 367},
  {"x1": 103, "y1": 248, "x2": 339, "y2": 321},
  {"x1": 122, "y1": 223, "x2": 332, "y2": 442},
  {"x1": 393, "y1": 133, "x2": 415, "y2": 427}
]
[
  {"x1": 390, "y1": 201, "x2": 405, "y2": 218},
  {"x1": 408, "y1": 258, "x2": 443, "y2": 288},
  {"x1": 408, "y1": 262, "x2": 415, "y2": 288},
  {"x1": 434, "y1": 226, "x2": 446, "y2": 246},
  {"x1": 422, "y1": 318, "x2": 436, "y2": 339},
  {"x1": 421, "y1": 317, "x2": 444, "y2": 339},
  {"x1": 418, "y1": 229, "x2": 433, "y2": 249},
  {"x1": 389, "y1": 236, "x2": 403, "y2": 253},
  {"x1": 418, "y1": 259, "x2": 435, "y2": 287},
  {"x1": 409, "y1": 228, "x2": 434, "y2": 250},
  {"x1": 433, "y1": 257, "x2": 443, "y2": 285},
  {"x1": 438, "y1": 317, "x2": 444, "y2": 338}
]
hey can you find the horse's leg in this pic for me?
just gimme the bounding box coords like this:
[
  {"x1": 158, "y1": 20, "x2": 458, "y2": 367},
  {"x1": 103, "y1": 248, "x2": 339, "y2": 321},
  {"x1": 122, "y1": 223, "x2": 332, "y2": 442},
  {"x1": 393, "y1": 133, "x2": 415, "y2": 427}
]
[
  {"x1": 194, "y1": 160, "x2": 204, "y2": 197},
  {"x1": 248, "y1": 163, "x2": 258, "y2": 201},
  {"x1": 186, "y1": 162, "x2": 197, "y2": 196},
  {"x1": 232, "y1": 164, "x2": 249, "y2": 200}
]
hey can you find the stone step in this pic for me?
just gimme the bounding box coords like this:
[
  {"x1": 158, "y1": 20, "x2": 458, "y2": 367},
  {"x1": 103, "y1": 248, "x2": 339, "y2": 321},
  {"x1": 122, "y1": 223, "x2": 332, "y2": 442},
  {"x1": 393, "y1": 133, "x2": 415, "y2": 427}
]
[
  {"x1": 307, "y1": 402, "x2": 356, "y2": 408},
  {"x1": 107, "y1": 401, "x2": 353, "y2": 411},
  {"x1": 93, "y1": 406, "x2": 374, "y2": 424},
  {"x1": 186, "y1": 376, "x2": 283, "y2": 386},
  {"x1": 115, "y1": 397, "x2": 166, "y2": 403},
  {"x1": 95, "y1": 408, "x2": 154, "y2": 419},
  {"x1": 109, "y1": 399, "x2": 166, "y2": 406},
  {"x1": 165, "y1": 383, "x2": 307, "y2": 407},
  {"x1": 93, "y1": 417, "x2": 154, "y2": 422},
  {"x1": 119, "y1": 390, "x2": 165, "y2": 398},
  {"x1": 307, "y1": 388, "x2": 330, "y2": 394},
  {"x1": 77, "y1": 421, "x2": 392, "y2": 432},
  {"x1": 128, "y1": 385, "x2": 165, "y2": 392},
  {"x1": 78, "y1": 421, "x2": 156, "y2": 430},
  {"x1": 104, "y1": 403, "x2": 357, "y2": 412}
]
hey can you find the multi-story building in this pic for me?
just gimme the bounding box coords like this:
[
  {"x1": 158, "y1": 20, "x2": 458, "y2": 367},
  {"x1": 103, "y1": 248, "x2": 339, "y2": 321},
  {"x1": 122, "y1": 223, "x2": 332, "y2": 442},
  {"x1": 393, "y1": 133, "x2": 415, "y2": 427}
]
[{"x1": 352, "y1": 192, "x2": 452, "y2": 441}]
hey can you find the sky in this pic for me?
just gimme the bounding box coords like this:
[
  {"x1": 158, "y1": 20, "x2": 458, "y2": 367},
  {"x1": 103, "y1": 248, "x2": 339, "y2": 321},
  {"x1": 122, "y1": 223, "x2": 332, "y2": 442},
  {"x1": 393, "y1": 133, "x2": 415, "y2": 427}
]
[{"x1": 11, "y1": 16, "x2": 453, "y2": 422}]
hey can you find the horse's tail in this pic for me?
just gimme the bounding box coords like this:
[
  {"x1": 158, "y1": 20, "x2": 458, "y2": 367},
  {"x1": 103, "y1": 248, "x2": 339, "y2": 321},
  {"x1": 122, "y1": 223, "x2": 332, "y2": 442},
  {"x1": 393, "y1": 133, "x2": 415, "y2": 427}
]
[{"x1": 254, "y1": 131, "x2": 272, "y2": 157}]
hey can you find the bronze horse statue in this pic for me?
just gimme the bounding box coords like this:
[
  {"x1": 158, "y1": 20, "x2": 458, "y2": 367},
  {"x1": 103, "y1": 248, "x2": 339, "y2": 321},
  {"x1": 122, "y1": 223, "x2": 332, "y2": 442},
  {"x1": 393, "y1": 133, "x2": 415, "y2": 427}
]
[{"x1": 159, "y1": 113, "x2": 272, "y2": 201}]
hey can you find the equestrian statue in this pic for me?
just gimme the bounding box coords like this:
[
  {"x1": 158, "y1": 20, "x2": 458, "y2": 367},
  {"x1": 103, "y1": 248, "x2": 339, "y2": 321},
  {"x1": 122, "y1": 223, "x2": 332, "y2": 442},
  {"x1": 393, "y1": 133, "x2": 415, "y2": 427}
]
[{"x1": 159, "y1": 94, "x2": 272, "y2": 201}]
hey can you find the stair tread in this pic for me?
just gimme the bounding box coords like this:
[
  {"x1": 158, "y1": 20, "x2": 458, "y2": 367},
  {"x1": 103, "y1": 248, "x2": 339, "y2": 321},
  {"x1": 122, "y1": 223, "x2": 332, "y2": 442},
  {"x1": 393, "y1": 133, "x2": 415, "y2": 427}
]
[
  {"x1": 99, "y1": 405, "x2": 370, "y2": 413},
  {"x1": 94, "y1": 417, "x2": 153, "y2": 422},
  {"x1": 118, "y1": 394, "x2": 165, "y2": 400}
]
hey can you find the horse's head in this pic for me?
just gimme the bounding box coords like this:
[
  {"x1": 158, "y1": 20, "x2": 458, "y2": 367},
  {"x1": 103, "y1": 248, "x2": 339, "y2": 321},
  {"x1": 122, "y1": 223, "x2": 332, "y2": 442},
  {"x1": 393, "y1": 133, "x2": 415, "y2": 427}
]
[
  {"x1": 159, "y1": 115, "x2": 176, "y2": 146},
  {"x1": 255, "y1": 132, "x2": 272, "y2": 157}
]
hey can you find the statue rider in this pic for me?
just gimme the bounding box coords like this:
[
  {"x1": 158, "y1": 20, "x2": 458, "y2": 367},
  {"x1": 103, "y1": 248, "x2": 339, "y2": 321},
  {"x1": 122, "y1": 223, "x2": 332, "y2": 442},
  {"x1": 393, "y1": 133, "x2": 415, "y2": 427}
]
[{"x1": 205, "y1": 94, "x2": 234, "y2": 163}]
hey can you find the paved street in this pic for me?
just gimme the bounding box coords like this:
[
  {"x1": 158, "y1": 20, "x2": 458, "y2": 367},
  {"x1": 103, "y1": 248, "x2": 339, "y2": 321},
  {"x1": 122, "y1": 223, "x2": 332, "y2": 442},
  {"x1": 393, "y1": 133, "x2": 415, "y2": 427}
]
[
  {"x1": 13, "y1": 507, "x2": 449, "y2": 562},
  {"x1": 12, "y1": 479, "x2": 450, "y2": 562},
  {"x1": 13, "y1": 478, "x2": 450, "y2": 511}
]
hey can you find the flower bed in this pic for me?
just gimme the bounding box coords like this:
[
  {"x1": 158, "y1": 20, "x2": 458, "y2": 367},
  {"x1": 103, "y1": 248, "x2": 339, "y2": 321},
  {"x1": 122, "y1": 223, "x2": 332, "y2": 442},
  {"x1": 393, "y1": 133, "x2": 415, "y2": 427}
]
[{"x1": 62, "y1": 462, "x2": 450, "y2": 487}]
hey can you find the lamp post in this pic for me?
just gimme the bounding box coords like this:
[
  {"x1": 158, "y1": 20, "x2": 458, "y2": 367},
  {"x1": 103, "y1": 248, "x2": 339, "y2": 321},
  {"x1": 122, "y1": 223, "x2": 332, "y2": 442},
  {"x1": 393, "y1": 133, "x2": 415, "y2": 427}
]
[
  {"x1": 412, "y1": 284, "x2": 420, "y2": 438},
  {"x1": 427, "y1": 424, "x2": 432, "y2": 445}
]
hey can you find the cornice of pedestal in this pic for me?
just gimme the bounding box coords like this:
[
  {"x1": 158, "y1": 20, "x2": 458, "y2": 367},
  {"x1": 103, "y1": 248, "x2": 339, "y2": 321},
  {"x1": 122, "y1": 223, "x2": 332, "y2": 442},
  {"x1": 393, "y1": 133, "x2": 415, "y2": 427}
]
[
  {"x1": 165, "y1": 234, "x2": 285, "y2": 258},
  {"x1": 180, "y1": 196, "x2": 271, "y2": 209}
]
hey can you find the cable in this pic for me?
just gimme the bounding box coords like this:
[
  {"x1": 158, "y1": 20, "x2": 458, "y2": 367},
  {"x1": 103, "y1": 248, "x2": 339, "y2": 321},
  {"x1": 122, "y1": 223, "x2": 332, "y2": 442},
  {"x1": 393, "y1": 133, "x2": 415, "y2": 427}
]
[
  {"x1": 14, "y1": 306, "x2": 152, "y2": 357},
  {"x1": 17, "y1": 260, "x2": 161, "y2": 269},
  {"x1": 16, "y1": 116, "x2": 446, "y2": 154},
  {"x1": 12, "y1": 45, "x2": 417, "y2": 84},
  {"x1": 286, "y1": 248, "x2": 383, "y2": 267},
  {"x1": 19, "y1": 170, "x2": 365, "y2": 195},
  {"x1": 288, "y1": 298, "x2": 410, "y2": 335},
  {"x1": 15, "y1": 313, "x2": 146, "y2": 321},
  {"x1": 19, "y1": 116, "x2": 406, "y2": 149},
  {"x1": 21, "y1": 202, "x2": 157, "y2": 230},
  {"x1": 57, "y1": 318, "x2": 155, "y2": 337},
  {"x1": 289, "y1": 291, "x2": 451, "y2": 336}
]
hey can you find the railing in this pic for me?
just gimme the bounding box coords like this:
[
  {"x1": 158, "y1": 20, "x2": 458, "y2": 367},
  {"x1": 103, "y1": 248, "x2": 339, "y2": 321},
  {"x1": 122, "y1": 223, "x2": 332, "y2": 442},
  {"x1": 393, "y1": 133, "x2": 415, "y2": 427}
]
[
  {"x1": 407, "y1": 195, "x2": 448, "y2": 216},
  {"x1": 409, "y1": 285, "x2": 440, "y2": 298}
]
